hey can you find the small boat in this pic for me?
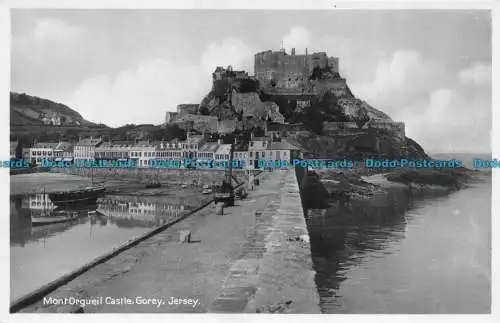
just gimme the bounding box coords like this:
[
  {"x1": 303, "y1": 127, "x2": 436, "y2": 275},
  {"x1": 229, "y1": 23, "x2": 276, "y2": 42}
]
[
  {"x1": 31, "y1": 211, "x2": 80, "y2": 227},
  {"x1": 48, "y1": 185, "x2": 106, "y2": 207},
  {"x1": 145, "y1": 183, "x2": 161, "y2": 189}
]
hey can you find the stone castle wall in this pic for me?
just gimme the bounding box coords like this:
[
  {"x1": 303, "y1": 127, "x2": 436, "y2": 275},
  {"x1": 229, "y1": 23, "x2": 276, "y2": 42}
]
[
  {"x1": 254, "y1": 49, "x2": 340, "y2": 91},
  {"x1": 177, "y1": 104, "x2": 199, "y2": 115}
]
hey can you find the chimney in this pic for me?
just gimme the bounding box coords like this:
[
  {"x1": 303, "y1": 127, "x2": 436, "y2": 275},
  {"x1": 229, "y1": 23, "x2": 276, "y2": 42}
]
[
  {"x1": 218, "y1": 139, "x2": 222, "y2": 145},
  {"x1": 291, "y1": 48, "x2": 295, "y2": 56}
]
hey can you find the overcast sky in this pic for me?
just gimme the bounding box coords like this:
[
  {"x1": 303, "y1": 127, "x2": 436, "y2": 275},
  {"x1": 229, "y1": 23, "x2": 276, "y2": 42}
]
[{"x1": 11, "y1": 9, "x2": 491, "y2": 153}]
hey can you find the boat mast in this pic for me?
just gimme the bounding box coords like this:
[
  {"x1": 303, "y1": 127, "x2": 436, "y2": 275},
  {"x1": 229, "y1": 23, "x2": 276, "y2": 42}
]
[{"x1": 43, "y1": 186, "x2": 46, "y2": 216}]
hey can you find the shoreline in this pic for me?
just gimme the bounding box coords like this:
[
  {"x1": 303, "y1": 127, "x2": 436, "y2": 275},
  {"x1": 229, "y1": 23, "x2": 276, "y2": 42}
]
[{"x1": 311, "y1": 166, "x2": 479, "y2": 203}]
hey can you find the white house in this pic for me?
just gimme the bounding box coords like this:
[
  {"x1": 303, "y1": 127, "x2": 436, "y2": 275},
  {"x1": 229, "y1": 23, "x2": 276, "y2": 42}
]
[{"x1": 73, "y1": 137, "x2": 103, "y2": 162}]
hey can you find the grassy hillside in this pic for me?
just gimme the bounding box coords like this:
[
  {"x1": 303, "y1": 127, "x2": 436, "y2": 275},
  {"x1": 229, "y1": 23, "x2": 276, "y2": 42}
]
[{"x1": 10, "y1": 92, "x2": 102, "y2": 127}]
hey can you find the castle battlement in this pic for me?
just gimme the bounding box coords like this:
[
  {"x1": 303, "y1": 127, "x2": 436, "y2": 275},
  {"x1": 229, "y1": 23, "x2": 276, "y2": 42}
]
[{"x1": 254, "y1": 47, "x2": 339, "y2": 93}]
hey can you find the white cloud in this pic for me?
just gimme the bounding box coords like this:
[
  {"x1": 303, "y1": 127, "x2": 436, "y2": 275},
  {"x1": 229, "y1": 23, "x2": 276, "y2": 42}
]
[
  {"x1": 459, "y1": 63, "x2": 492, "y2": 86},
  {"x1": 350, "y1": 50, "x2": 446, "y2": 119},
  {"x1": 69, "y1": 37, "x2": 258, "y2": 127},
  {"x1": 201, "y1": 38, "x2": 256, "y2": 76},
  {"x1": 13, "y1": 18, "x2": 89, "y2": 62},
  {"x1": 283, "y1": 26, "x2": 311, "y2": 52},
  {"x1": 347, "y1": 51, "x2": 491, "y2": 153},
  {"x1": 32, "y1": 18, "x2": 86, "y2": 43},
  {"x1": 404, "y1": 86, "x2": 491, "y2": 153},
  {"x1": 68, "y1": 59, "x2": 209, "y2": 127}
]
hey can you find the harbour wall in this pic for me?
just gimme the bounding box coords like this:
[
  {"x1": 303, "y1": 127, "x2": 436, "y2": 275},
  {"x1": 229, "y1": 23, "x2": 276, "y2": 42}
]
[
  {"x1": 51, "y1": 167, "x2": 249, "y2": 185},
  {"x1": 210, "y1": 169, "x2": 320, "y2": 313}
]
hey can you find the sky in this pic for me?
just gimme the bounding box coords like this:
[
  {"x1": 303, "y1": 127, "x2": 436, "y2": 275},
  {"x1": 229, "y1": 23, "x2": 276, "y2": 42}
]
[{"x1": 10, "y1": 9, "x2": 492, "y2": 153}]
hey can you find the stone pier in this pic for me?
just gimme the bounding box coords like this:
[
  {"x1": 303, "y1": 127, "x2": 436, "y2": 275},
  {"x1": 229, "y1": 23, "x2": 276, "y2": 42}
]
[{"x1": 210, "y1": 169, "x2": 320, "y2": 313}]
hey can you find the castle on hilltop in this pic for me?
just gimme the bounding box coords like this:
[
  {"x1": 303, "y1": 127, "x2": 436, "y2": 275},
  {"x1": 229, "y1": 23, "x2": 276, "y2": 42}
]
[
  {"x1": 254, "y1": 47, "x2": 347, "y2": 96},
  {"x1": 163, "y1": 45, "x2": 405, "y2": 142}
]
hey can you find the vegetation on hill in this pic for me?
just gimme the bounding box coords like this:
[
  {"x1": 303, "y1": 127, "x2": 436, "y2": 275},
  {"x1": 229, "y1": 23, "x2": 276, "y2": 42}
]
[
  {"x1": 10, "y1": 92, "x2": 102, "y2": 127},
  {"x1": 286, "y1": 130, "x2": 428, "y2": 161}
]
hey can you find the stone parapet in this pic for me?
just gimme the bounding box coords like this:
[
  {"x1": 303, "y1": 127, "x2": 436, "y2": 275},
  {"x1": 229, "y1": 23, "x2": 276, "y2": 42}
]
[{"x1": 210, "y1": 169, "x2": 320, "y2": 314}]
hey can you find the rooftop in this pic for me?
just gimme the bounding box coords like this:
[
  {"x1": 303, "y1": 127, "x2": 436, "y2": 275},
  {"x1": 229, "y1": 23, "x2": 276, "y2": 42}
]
[
  {"x1": 76, "y1": 138, "x2": 103, "y2": 146},
  {"x1": 198, "y1": 142, "x2": 220, "y2": 153},
  {"x1": 55, "y1": 142, "x2": 73, "y2": 152},
  {"x1": 33, "y1": 142, "x2": 60, "y2": 149},
  {"x1": 267, "y1": 141, "x2": 300, "y2": 151},
  {"x1": 251, "y1": 137, "x2": 271, "y2": 142},
  {"x1": 267, "y1": 123, "x2": 286, "y2": 131},
  {"x1": 215, "y1": 144, "x2": 232, "y2": 155},
  {"x1": 185, "y1": 135, "x2": 205, "y2": 144},
  {"x1": 234, "y1": 143, "x2": 249, "y2": 152}
]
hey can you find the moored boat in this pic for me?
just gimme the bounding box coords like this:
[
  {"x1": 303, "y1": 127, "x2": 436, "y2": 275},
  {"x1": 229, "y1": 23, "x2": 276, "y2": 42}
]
[
  {"x1": 31, "y1": 211, "x2": 80, "y2": 227},
  {"x1": 48, "y1": 185, "x2": 106, "y2": 207}
]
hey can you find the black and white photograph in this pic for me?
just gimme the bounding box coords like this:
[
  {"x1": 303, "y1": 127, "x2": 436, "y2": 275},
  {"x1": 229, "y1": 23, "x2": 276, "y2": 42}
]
[{"x1": 1, "y1": 0, "x2": 497, "y2": 320}]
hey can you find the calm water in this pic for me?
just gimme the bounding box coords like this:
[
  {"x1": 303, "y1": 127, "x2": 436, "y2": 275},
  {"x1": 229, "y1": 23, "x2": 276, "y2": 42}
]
[
  {"x1": 10, "y1": 193, "x2": 200, "y2": 301},
  {"x1": 308, "y1": 161, "x2": 491, "y2": 313}
]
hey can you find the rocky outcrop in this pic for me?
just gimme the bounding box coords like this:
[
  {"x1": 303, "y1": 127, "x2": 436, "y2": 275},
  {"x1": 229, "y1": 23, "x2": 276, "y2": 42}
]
[
  {"x1": 286, "y1": 130, "x2": 428, "y2": 160},
  {"x1": 231, "y1": 91, "x2": 268, "y2": 119}
]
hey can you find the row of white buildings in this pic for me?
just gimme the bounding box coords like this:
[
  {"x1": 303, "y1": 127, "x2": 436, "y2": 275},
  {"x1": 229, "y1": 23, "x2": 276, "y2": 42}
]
[{"x1": 18, "y1": 133, "x2": 302, "y2": 170}]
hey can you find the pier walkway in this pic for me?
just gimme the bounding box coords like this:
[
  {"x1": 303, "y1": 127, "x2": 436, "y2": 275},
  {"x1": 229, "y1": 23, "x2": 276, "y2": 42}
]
[{"x1": 20, "y1": 169, "x2": 319, "y2": 313}]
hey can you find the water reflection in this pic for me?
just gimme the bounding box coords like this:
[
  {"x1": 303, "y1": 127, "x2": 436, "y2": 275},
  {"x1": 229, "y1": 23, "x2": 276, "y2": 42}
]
[
  {"x1": 97, "y1": 195, "x2": 191, "y2": 228},
  {"x1": 10, "y1": 195, "x2": 95, "y2": 247},
  {"x1": 304, "y1": 173, "x2": 451, "y2": 312},
  {"x1": 11, "y1": 193, "x2": 196, "y2": 245},
  {"x1": 304, "y1": 171, "x2": 491, "y2": 313},
  {"x1": 26, "y1": 193, "x2": 55, "y2": 212},
  {"x1": 10, "y1": 192, "x2": 202, "y2": 301}
]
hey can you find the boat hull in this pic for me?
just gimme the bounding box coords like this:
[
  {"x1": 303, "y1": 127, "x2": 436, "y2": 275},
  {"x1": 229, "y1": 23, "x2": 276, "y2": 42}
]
[
  {"x1": 31, "y1": 214, "x2": 79, "y2": 227},
  {"x1": 48, "y1": 187, "x2": 106, "y2": 207}
]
